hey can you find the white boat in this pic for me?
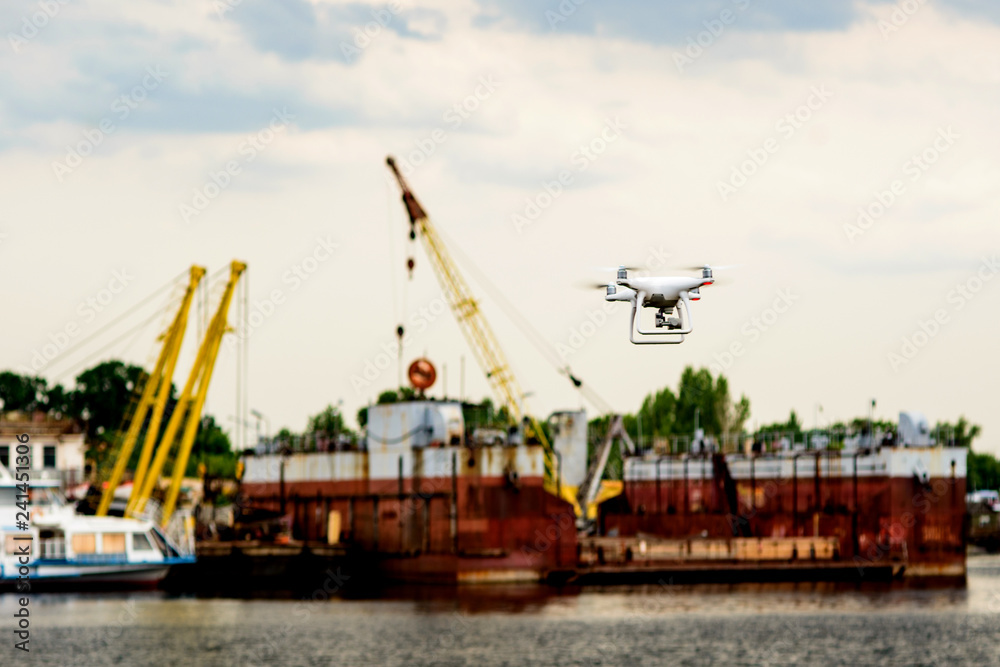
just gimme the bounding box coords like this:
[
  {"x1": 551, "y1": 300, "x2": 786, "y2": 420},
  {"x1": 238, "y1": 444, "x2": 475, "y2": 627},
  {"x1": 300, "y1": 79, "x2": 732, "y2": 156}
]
[{"x1": 0, "y1": 462, "x2": 194, "y2": 590}]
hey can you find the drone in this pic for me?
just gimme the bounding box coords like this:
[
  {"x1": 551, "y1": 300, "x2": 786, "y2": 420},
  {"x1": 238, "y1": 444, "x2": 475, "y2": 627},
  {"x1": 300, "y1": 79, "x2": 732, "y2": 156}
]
[{"x1": 602, "y1": 265, "x2": 716, "y2": 345}]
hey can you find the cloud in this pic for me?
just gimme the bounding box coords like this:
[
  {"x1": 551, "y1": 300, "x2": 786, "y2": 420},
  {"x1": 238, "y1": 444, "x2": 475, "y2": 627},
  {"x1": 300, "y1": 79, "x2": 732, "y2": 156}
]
[
  {"x1": 0, "y1": 0, "x2": 998, "y2": 450},
  {"x1": 230, "y1": 0, "x2": 448, "y2": 62},
  {"x1": 473, "y1": 0, "x2": 861, "y2": 42}
]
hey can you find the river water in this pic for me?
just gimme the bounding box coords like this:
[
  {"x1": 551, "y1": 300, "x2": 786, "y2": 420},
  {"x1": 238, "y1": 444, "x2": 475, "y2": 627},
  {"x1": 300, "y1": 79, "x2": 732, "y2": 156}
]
[{"x1": 3, "y1": 555, "x2": 999, "y2": 666}]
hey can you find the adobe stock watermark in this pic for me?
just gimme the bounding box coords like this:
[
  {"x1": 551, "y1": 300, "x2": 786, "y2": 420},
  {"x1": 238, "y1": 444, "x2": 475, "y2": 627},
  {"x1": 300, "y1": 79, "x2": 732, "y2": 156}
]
[
  {"x1": 673, "y1": 0, "x2": 752, "y2": 73},
  {"x1": 96, "y1": 600, "x2": 139, "y2": 650},
  {"x1": 594, "y1": 577, "x2": 678, "y2": 659},
  {"x1": 519, "y1": 511, "x2": 576, "y2": 563},
  {"x1": 339, "y1": 1, "x2": 404, "y2": 63},
  {"x1": 8, "y1": 0, "x2": 71, "y2": 54},
  {"x1": 227, "y1": 235, "x2": 338, "y2": 346},
  {"x1": 556, "y1": 245, "x2": 671, "y2": 359},
  {"x1": 179, "y1": 107, "x2": 294, "y2": 224},
  {"x1": 843, "y1": 126, "x2": 958, "y2": 243},
  {"x1": 392, "y1": 75, "x2": 501, "y2": 176},
  {"x1": 709, "y1": 288, "x2": 798, "y2": 374},
  {"x1": 18, "y1": 269, "x2": 134, "y2": 374},
  {"x1": 887, "y1": 255, "x2": 998, "y2": 372},
  {"x1": 511, "y1": 116, "x2": 627, "y2": 234},
  {"x1": 349, "y1": 297, "x2": 449, "y2": 395},
  {"x1": 545, "y1": 0, "x2": 587, "y2": 29},
  {"x1": 52, "y1": 66, "x2": 168, "y2": 182},
  {"x1": 436, "y1": 611, "x2": 471, "y2": 650},
  {"x1": 245, "y1": 566, "x2": 351, "y2": 667},
  {"x1": 877, "y1": 0, "x2": 928, "y2": 40},
  {"x1": 213, "y1": 0, "x2": 243, "y2": 18},
  {"x1": 854, "y1": 473, "x2": 957, "y2": 574},
  {"x1": 716, "y1": 85, "x2": 833, "y2": 202}
]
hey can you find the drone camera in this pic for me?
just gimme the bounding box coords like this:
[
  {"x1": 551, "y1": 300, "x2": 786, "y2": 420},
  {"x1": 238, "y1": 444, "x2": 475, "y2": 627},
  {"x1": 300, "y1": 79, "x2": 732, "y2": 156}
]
[{"x1": 655, "y1": 308, "x2": 683, "y2": 329}]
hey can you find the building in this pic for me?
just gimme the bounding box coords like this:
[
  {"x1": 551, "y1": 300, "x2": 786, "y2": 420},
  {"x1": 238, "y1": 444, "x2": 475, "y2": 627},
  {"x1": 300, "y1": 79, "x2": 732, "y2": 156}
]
[{"x1": 0, "y1": 412, "x2": 87, "y2": 489}]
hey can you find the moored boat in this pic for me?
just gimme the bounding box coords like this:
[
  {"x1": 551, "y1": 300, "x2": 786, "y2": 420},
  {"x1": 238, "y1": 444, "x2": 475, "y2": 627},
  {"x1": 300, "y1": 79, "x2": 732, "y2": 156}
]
[{"x1": 0, "y1": 461, "x2": 194, "y2": 590}]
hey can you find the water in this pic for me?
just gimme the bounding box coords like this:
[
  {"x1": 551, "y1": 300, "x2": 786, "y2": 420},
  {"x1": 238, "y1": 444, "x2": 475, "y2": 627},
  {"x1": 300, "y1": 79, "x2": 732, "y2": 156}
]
[{"x1": 4, "y1": 555, "x2": 1000, "y2": 666}]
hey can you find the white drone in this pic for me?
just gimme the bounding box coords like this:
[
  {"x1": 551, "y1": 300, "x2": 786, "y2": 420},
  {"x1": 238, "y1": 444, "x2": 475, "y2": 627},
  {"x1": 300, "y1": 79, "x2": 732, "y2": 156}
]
[{"x1": 602, "y1": 265, "x2": 716, "y2": 345}]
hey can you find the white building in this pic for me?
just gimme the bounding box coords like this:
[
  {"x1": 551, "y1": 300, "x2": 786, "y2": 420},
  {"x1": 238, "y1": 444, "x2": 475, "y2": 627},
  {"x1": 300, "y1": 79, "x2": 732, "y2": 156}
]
[{"x1": 0, "y1": 412, "x2": 87, "y2": 489}]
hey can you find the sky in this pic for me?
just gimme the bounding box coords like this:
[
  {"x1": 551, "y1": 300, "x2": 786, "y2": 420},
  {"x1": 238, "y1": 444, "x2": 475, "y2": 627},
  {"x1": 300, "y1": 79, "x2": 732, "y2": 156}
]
[{"x1": 1, "y1": 0, "x2": 997, "y2": 455}]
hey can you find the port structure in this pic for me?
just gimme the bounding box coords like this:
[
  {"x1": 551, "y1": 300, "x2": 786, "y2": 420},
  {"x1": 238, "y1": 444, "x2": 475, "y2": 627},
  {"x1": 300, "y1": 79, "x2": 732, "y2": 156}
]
[
  {"x1": 385, "y1": 157, "x2": 562, "y2": 501},
  {"x1": 97, "y1": 261, "x2": 247, "y2": 527},
  {"x1": 97, "y1": 265, "x2": 205, "y2": 518}
]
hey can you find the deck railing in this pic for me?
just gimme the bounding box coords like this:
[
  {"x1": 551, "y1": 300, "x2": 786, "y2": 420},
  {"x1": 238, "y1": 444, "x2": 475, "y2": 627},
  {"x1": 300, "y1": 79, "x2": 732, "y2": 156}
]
[{"x1": 39, "y1": 538, "x2": 65, "y2": 560}]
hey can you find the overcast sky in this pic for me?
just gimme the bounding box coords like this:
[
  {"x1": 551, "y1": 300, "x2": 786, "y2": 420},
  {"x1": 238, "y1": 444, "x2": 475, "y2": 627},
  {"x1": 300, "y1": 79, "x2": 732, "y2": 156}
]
[{"x1": 1, "y1": 0, "x2": 997, "y2": 455}]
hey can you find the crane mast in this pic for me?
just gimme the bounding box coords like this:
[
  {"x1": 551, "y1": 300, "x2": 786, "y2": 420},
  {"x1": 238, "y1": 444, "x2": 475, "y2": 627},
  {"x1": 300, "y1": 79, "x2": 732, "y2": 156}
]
[
  {"x1": 386, "y1": 157, "x2": 557, "y2": 491},
  {"x1": 131, "y1": 261, "x2": 247, "y2": 526},
  {"x1": 96, "y1": 265, "x2": 206, "y2": 516}
]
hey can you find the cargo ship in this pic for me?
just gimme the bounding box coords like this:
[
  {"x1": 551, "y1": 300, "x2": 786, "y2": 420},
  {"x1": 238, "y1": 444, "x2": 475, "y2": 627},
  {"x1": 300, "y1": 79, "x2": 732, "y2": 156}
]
[
  {"x1": 240, "y1": 401, "x2": 581, "y2": 583},
  {"x1": 589, "y1": 435, "x2": 966, "y2": 582},
  {"x1": 239, "y1": 402, "x2": 967, "y2": 585}
]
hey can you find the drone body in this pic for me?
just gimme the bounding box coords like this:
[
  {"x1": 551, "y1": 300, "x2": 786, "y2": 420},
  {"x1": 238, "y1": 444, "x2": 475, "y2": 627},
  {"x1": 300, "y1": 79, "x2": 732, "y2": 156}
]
[{"x1": 605, "y1": 265, "x2": 715, "y2": 345}]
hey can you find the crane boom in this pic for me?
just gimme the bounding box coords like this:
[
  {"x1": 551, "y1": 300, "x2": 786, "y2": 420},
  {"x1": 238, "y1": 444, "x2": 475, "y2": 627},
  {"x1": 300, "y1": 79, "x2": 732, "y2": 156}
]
[
  {"x1": 96, "y1": 265, "x2": 206, "y2": 516},
  {"x1": 386, "y1": 157, "x2": 557, "y2": 491},
  {"x1": 132, "y1": 261, "x2": 247, "y2": 526}
]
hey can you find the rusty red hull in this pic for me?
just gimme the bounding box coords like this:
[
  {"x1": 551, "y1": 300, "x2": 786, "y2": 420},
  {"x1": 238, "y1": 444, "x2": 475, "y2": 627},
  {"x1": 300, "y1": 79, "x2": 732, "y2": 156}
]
[
  {"x1": 239, "y1": 442, "x2": 966, "y2": 584},
  {"x1": 598, "y1": 453, "x2": 967, "y2": 580},
  {"x1": 241, "y1": 475, "x2": 577, "y2": 584}
]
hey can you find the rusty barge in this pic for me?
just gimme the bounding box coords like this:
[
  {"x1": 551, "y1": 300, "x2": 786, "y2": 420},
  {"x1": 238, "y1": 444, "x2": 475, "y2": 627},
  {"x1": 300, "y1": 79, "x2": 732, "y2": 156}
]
[{"x1": 237, "y1": 400, "x2": 967, "y2": 586}]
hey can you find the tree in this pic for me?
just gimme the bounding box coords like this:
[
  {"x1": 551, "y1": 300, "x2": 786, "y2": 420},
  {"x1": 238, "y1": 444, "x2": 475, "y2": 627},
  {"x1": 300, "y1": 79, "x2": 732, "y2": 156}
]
[
  {"x1": 968, "y1": 452, "x2": 1000, "y2": 493},
  {"x1": 720, "y1": 396, "x2": 751, "y2": 439},
  {"x1": 632, "y1": 386, "x2": 677, "y2": 440},
  {"x1": 759, "y1": 411, "x2": 806, "y2": 436},
  {"x1": 930, "y1": 417, "x2": 995, "y2": 492},
  {"x1": 307, "y1": 404, "x2": 355, "y2": 450},
  {"x1": 934, "y1": 416, "x2": 981, "y2": 448},
  {"x1": 649, "y1": 366, "x2": 750, "y2": 439},
  {"x1": 609, "y1": 366, "x2": 750, "y2": 457},
  {"x1": 308, "y1": 404, "x2": 349, "y2": 438},
  {"x1": 189, "y1": 415, "x2": 236, "y2": 478},
  {"x1": 0, "y1": 371, "x2": 48, "y2": 413},
  {"x1": 71, "y1": 360, "x2": 146, "y2": 439},
  {"x1": 44, "y1": 383, "x2": 73, "y2": 417},
  {"x1": 674, "y1": 367, "x2": 719, "y2": 435},
  {"x1": 193, "y1": 415, "x2": 232, "y2": 456}
]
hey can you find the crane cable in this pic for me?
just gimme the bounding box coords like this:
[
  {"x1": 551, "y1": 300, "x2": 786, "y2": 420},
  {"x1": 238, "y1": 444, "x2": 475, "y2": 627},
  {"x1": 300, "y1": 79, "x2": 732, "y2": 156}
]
[
  {"x1": 53, "y1": 303, "x2": 177, "y2": 384},
  {"x1": 387, "y1": 174, "x2": 406, "y2": 388},
  {"x1": 42, "y1": 267, "x2": 190, "y2": 377},
  {"x1": 433, "y1": 225, "x2": 614, "y2": 416}
]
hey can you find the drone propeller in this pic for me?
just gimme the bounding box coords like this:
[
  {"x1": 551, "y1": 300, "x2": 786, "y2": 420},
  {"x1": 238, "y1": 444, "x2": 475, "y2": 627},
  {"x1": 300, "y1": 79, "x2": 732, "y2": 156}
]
[
  {"x1": 593, "y1": 265, "x2": 641, "y2": 273},
  {"x1": 679, "y1": 263, "x2": 741, "y2": 272},
  {"x1": 578, "y1": 281, "x2": 615, "y2": 290}
]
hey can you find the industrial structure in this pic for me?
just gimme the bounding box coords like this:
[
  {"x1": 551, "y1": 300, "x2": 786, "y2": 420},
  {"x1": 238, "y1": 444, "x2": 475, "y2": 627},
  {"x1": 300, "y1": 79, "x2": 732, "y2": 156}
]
[
  {"x1": 97, "y1": 261, "x2": 247, "y2": 528},
  {"x1": 235, "y1": 163, "x2": 968, "y2": 585}
]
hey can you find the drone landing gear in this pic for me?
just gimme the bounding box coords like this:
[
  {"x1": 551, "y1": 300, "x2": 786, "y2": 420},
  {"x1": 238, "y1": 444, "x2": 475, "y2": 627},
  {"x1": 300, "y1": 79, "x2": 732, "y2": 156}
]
[{"x1": 629, "y1": 293, "x2": 694, "y2": 345}]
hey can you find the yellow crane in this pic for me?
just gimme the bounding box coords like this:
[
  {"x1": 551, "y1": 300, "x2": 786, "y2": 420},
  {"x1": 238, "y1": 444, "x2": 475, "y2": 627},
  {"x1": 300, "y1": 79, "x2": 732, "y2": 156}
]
[
  {"x1": 97, "y1": 266, "x2": 206, "y2": 516},
  {"x1": 385, "y1": 157, "x2": 563, "y2": 498},
  {"x1": 131, "y1": 260, "x2": 246, "y2": 526}
]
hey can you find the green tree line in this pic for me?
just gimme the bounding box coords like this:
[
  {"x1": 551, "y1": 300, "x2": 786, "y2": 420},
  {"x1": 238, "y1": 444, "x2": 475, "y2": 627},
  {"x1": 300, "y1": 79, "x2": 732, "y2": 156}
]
[
  {"x1": 0, "y1": 362, "x2": 236, "y2": 478},
  {"x1": 589, "y1": 365, "x2": 998, "y2": 491}
]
